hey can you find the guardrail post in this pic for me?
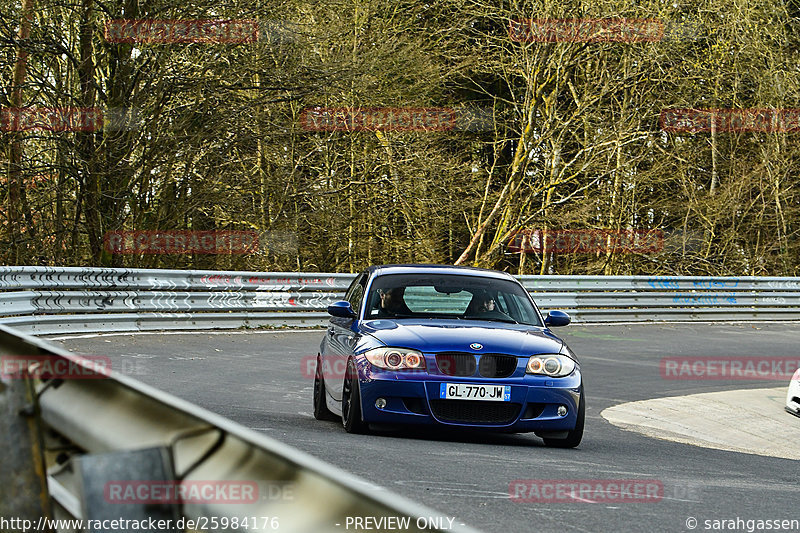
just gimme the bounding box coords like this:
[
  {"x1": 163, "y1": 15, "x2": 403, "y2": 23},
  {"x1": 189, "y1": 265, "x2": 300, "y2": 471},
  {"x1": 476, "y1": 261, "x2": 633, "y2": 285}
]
[
  {"x1": 0, "y1": 371, "x2": 51, "y2": 522},
  {"x1": 78, "y1": 447, "x2": 180, "y2": 531}
]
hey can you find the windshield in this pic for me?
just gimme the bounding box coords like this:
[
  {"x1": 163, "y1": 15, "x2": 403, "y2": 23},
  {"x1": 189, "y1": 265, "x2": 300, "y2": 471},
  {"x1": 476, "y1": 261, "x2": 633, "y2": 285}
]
[{"x1": 365, "y1": 273, "x2": 542, "y2": 326}]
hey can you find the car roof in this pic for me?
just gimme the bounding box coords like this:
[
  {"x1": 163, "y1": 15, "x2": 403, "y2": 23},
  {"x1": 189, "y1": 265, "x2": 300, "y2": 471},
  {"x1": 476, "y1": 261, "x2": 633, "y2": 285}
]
[{"x1": 366, "y1": 264, "x2": 516, "y2": 281}]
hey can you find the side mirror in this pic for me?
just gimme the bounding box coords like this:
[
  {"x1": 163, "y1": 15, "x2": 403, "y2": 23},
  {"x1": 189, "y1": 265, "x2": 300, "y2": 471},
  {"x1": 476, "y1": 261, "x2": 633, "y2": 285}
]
[
  {"x1": 544, "y1": 310, "x2": 571, "y2": 327},
  {"x1": 327, "y1": 300, "x2": 357, "y2": 319}
]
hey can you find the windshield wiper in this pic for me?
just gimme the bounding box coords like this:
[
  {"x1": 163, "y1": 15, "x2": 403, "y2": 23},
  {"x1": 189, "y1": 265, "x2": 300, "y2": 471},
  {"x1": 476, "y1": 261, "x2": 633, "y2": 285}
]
[{"x1": 463, "y1": 315, "x2": 519, "y2": 324}]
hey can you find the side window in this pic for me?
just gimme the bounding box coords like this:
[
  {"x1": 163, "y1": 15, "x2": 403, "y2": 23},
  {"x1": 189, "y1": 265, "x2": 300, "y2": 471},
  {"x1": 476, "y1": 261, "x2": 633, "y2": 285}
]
[{"x1": 345, "y1": 272, "x2": 367, "y2": 314}]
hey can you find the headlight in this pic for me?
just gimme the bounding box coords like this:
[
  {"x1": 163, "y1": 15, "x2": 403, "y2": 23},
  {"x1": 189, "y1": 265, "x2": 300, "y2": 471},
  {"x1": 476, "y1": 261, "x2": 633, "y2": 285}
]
[
  {"x1": 364, "y1": 347, "x2": 426, "y2": 371},
  {"x1": 526, "y1": 354, "x2": 576, "y2": 377}
]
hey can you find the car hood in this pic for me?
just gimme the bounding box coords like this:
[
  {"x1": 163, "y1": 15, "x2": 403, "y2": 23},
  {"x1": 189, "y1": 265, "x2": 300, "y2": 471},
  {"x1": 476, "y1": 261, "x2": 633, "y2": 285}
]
[{"x1": 359, "y1": 318, "x2": 565, "y2": 357}]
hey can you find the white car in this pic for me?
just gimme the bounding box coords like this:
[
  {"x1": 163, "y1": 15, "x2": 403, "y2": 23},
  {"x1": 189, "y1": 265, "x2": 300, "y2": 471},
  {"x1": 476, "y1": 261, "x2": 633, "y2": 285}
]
[{"x1": 787, "y1": 368, "x2": 800, "y2": 418}]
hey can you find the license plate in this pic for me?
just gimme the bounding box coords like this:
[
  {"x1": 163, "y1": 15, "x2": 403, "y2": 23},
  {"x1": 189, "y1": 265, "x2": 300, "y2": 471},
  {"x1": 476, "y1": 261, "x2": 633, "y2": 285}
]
[{"x1": 439, "y1": 383, "x2": 511, "y2": 402}]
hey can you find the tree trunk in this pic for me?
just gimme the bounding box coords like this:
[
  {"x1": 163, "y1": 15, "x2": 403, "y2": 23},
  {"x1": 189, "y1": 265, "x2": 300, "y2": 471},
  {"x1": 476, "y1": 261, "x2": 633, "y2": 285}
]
[
  {"x1": 76, "y1": 0, "x2": 101, "y2": 262},
  {"x1": 7, "y1": 0, "x2": 36, "y2": 263}
]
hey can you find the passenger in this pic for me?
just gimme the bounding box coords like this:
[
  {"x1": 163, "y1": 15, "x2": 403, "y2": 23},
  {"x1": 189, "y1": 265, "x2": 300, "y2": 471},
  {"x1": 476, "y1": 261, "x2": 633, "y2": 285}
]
[{"x1": 377, "y1": 287, "x2": 412, "y2": 317}]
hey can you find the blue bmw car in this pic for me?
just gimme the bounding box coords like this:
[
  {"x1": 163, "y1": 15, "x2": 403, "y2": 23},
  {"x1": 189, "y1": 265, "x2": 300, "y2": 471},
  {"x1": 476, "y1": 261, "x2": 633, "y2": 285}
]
[{"x1": 314, "y1": 264, "x2": 584, "y2": 447}]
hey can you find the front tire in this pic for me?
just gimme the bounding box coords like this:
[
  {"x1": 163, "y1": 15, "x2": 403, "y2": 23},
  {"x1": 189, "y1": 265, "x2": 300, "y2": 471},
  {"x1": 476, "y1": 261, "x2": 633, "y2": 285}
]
[
  {"x1": 342, "y1": 359, "x2": 369, "y2": 434},
  {"x1": 313, "y1": 356, "x2": 337, "y2": 421},
  {"x1": 543, "y1": 390, "x2": 585, "y2": 448}
]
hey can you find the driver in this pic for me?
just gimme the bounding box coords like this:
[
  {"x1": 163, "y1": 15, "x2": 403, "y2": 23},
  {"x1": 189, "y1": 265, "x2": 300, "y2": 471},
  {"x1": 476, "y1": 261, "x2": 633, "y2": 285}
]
[
  {"x1": 467, "y1": 290, "x2": 513, "y2": 321},
  {"x1": 475, "y1": 294, "x2": 496, "y2": 313},
  {"x1": 467, "y1": 290, "x2": 495, "y2": 315}
]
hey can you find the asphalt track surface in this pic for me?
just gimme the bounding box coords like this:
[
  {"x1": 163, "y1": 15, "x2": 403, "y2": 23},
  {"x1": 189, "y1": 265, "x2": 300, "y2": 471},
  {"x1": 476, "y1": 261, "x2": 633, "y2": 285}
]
[{"x1": 53, "y1": 323, "x2": 800, "y2": 533}]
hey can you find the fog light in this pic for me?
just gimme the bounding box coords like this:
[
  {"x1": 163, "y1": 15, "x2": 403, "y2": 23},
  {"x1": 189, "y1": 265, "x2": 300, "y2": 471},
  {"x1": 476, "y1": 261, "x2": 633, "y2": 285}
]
[
  {"x1": 375, "y1": 398, "x2": 387, "y2": 409},
  {"x1": 557, "y1": 405, "x2": 568, "y2": 416}
]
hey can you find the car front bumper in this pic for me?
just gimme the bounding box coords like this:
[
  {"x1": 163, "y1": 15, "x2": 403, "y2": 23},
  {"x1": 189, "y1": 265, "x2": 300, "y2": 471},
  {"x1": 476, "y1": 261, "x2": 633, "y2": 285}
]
[{"x1": 356, "y1": 362, "x2": 583, "y2": 433}]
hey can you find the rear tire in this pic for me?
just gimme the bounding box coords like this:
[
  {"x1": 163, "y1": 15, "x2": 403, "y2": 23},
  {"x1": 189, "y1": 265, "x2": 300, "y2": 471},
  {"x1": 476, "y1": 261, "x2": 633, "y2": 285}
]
[
  {"x1": 543, "y1": 390, "x2": 584, "y2": 448},
  {"x1": 313, "y1": 357, "x2": 338, "y2": 421},
  {"x1": 342, "y1": 359, "x2": 369, "y2": 434}
]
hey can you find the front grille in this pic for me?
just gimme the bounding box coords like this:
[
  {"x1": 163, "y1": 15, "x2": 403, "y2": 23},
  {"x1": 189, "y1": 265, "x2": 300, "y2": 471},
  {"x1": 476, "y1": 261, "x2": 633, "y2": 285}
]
[
  {"x1": 478, "y1": 354, "x2": 518, "y2": 378},
  {"x1": 429, "y1": 400, "x2": 521, "y2": 424},
  {"x1": 436, "y1": 353, "x2": 477, "y2": 377}
]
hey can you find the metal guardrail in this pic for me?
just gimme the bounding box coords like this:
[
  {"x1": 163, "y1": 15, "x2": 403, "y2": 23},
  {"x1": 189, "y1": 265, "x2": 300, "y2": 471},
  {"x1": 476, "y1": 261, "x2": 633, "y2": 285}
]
[
  {"x1": 1, "y1": 267, "x2": 800, "y2": 335},
  {"x1": 0, "y1": 267, "x2": 354, "y2": 291},
  {"x1": 521, "y1": 274, "x2": 800, "y2": 322},
  {"x1": 0, "y1": 267, "x2": 349, "y2": 334},
  {"x1": 0, "y1": 324, "x2": 475, "y2": 532}
]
